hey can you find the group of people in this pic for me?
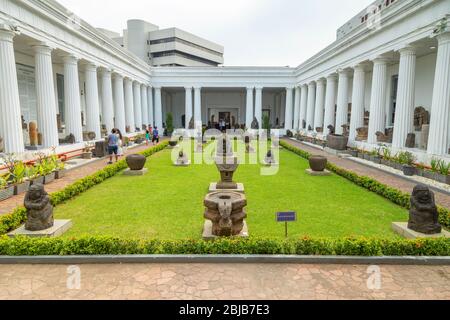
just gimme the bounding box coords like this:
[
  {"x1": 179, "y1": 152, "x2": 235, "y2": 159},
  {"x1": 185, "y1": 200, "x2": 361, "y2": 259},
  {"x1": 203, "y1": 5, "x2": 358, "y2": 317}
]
[{"x1": 107, "y1": 126, "x2": 160, "y2": 165}]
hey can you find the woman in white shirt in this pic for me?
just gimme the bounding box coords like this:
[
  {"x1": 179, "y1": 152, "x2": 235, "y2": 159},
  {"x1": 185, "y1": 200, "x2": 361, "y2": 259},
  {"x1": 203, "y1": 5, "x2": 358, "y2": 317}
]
[{"x1": 116, "y1": 129, "x2": 124, "y2": 157}]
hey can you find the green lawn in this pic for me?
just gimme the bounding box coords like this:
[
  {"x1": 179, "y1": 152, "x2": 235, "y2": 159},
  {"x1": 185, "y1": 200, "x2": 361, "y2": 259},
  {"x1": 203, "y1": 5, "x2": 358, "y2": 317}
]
[{"x1": 55, "y1": 141, "x2": 408, "y2": 239}]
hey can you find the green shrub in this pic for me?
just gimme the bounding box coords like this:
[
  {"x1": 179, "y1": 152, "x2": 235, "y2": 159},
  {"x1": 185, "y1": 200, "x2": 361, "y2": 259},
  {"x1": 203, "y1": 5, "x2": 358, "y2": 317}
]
[{"x1": 280, "y1": 140, "x2": 450, "y2": 229}]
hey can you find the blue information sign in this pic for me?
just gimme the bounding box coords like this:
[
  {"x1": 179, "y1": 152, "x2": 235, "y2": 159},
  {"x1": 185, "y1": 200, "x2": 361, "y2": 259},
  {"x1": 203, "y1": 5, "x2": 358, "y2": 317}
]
[{"x1": 276, "y1": 212, "x2": 297, "y2": 222}]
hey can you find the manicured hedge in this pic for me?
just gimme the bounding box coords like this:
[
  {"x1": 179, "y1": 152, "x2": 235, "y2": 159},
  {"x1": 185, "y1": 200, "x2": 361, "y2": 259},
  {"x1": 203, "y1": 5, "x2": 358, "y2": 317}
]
[
  {"x1": 0, "y1": 142, "x2": 168, "y2": 235},
  {"x1": 280, "y1": 140, "x2": 450, "y2": 229},
  {"x1": 0, "y1": 236, "x2": 448, "y2": 256}
]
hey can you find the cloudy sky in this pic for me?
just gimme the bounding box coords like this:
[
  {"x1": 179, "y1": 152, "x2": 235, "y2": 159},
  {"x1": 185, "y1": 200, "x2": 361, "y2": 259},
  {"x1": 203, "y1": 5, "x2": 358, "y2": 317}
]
[{"x1": 57, "y1": 0, "x2": 374, "y2": 67}]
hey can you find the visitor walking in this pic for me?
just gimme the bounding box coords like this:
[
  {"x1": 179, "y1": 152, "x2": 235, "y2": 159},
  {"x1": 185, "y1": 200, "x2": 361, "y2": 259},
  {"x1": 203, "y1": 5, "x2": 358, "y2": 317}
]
[
  {"x1": 145, "y1": 129, "x2": 150, "y2": 146},
  {"x1": 116, "y1": 129, "x2": 124, "y2": 158},
  {"x1": 107, "y1": 129, "x2": 119, "y2": 164},
  {"x1": 152, "y1": 126, "x2": 159, "y2": 145}
]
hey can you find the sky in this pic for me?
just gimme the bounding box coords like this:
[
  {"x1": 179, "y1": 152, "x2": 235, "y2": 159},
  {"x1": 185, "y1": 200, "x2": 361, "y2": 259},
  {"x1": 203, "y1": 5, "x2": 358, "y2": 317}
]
[{"x1": 57, "y1": 0, "x2": 375, "y2": 67}]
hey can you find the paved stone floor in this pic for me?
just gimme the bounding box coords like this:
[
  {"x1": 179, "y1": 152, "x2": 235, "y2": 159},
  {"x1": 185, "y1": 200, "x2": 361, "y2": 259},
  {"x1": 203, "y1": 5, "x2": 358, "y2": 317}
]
[
  {"x1": 0, "y1": 263, "x2": 448, "y2": 300},
  {"x1": 0, "y1": 142, "x2": 164, "y2": 216},
  {"x1": 282, "y1": 138, "x2": 450, "y2": 209}
]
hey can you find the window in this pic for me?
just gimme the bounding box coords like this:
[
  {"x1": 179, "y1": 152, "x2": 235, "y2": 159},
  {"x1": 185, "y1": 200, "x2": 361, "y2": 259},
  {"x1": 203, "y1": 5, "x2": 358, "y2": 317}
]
[{"x1": 57, "y1": 74, "x2": 65, "y2": 124}]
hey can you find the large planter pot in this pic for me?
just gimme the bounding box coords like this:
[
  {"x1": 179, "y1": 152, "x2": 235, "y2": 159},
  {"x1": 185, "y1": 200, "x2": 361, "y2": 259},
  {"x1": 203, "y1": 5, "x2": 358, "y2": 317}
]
[
  {"x1": 309, "y1": 156, "x2": 328, "y2": 172},
  {"x1": 435, "y1": 173, "x2": 450, "y2": 185},
  {"x1": 402, "y1": 165, "x2": 416, "y2": 177},
  {"x1": 54, "y1": 169, "x2": 66, "y2": 179},
  {"x1": 381, "y1": 159, "x2": 391, "y2": 166},
  {"x1": 415, "y1": 168, "x2": 424, "y2": 177},
  {"x1": 31, "y1": 176, "x2": 45, "y2": 186},
  {"x1": 0, "y1": 185, "x2": 14, "y2": 201},
  {"x1": 14, "y1": 181, "x2": 30, "y2": 195},
  {"x1": 370, "y1": 156, "x2": 381, "y2": 164},
  {"x1": 169, "y1": 141, "x2": 178, "y2": 147},
  {"x1": 126, "y1": 154, "x2": 147, "y2": 171},
  {"x1": 44, "y1": 173, "x2": 55, "y2": 185},
  {"x1": 326, "y1": 134, "x2": 349, "y2": 151}
]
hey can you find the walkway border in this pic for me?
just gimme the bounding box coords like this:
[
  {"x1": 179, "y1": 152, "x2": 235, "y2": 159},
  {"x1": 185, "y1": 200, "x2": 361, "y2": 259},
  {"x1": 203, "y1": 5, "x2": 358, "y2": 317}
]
[{"x1": 0, "y1": 255, "x2": 448, "y2": 265}]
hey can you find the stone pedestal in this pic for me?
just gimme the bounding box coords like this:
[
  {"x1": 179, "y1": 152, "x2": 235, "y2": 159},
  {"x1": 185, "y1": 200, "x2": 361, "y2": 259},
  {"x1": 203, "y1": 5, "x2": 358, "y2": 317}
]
[
  {"x1": 123, "y1": 168, "x2": 148, "y2": 176},
  {"x1": 306, "y1": 169, "x2": 331, "y2": 176},
  {"x1": 8, "y1": 220, "x2": 72, "y2": 238},
  {"x1": 174, "y1": 160, "x2": 191, "y2": 167},
  {"x1": 203, "y1": 220, "x2": 249, "y2": 241},
  {"x1": 209, "y1": 183, "x2": 245, "y2": 193},
  {"x1": 392, "y1": 222, "x2": 449, "y2": 239}
]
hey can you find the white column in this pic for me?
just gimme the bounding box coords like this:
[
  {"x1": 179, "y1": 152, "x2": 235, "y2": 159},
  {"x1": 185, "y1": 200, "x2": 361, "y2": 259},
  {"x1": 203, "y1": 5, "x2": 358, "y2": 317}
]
[
  {"x1": 299, "y1": 84, "x2": 308, "y2": 129},
  {"x1": 101, "y1": 69, "x2": 115, "y2": 133},
  {"x1": 147, "y1": 86, "x2": 154, "y2": 127},
  {"x1": 193, "y1": 86, "x2": 202, "y2": 129},
  {"x1": 392, "y1": 47, "x2": 416, "y2": 149},
  {"x1": 133, "y1": 81, "x2": 142, "y2": 130},
  {"x1": 113, "y1": 73, "x2": 126, "y2": 133},
  {"x1": 323, "y1": 74, "x2": 338, "y2": 132},
  {"x1": 313, "y1": 79, "x2": 326, "y2": 131},
  {"x1": 154, "y1": 86, "x2": 163, "y2": 131},
  {"x1": 245, "y1": 87, "x2": 254, "y2": 129},
  {"x1": 84, "y1": 63, "x2": 101, "y2": 139},
  {"x1": 63, "y1": 54, "x2": 83, "y2": 143},
  {"x1": 141, "y1": 84, "x2": 149, "y2": 127},
  {"x1": 368, "y1": 58, "x2": 389, "y2": 144},
  {"x1": 293, "y1": 86, "x2": 301, "y2": 130},
  {"x1": 0, "y1": 27, "x2": 24, "y2": 153},
  {"x1": 349, "y1": 65, "x2": 366, "y2": 141},
  {"x1": 428, "y1": 33, "x2": 450, "y2": 155},
  {"x1": 335, "y1": 70, "x2": 350, "y2": 135},
  {"x1": 284, "y1": 87, "x2": 294, "y2": 130},
  {"x1": 306, "y1": 82, "x2": 316, "y2": 130},
  {"x1": 33, "y1": 44, "x2": 59, "y2": 148},
  {"x1": 185, "y1": 87, "x2": 193, "y2": 129},
  {"x1": 254, "y1": 86, "x2": 263, "y2": 128},
  {"x1": 124, "y1": 78, "x2": 135, "y2": 132}
]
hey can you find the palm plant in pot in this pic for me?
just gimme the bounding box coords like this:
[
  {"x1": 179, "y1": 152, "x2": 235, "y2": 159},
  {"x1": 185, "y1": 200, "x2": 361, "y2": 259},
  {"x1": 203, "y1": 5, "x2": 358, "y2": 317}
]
[
  {"x1": 51, "y1": 154, "x2": 66, "y2": 179},
  {"x1": 11, "y1": 161, "x2": 30, "y2": 195},
  {"x1": 28, "y1": 164, "x2": 44, "y2": 185},
  {"x1": 424, "y1": 158, "x2": 440, "y2": 180},
  {"x1": 398, "y1": 151, "x2": 416, "y2": 176},
  {"x1": 37, "y1": 155, "x2": 56, "y2": 184},
  {"x1": 435, "y1": 160, "x2": 450, "y2": 184},
  {"x1": 369, "y1": 147, "x2": 381, "y2": 164},
  {"x1": 0, "y1": 174, "x2": 14, "y2": 201},
  {"x1": 380, "y1": 146, "x2": 392, "y2": 166}
]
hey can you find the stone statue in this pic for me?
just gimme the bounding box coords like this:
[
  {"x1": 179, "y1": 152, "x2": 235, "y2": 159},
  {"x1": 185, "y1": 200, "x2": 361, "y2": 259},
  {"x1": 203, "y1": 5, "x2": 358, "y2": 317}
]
[
  {"x1": 356, "y1": 127, "x2": 368, "y2": 141},
  {"x1": 414, "y1": 107, "x2": 430, "y2": 131},
  {"x1": 60, "y1": 134, "x2": 76, "y2": 144},
  {"x1": 342, "y1": 124, "x2": 349, "y2": 137},
  {"x1": 188, "y1": 117, "x2": 195, "y2": 130},
  {"x1": 215, "y1": 135, "x2": 239, "y2": 189},
  {"x1": 204, "y1": 191, "x2": 247, "y2": 237},
  {"x1": 24, "y1": 184, "x2": 54, "y2": 231},
  {"x1": 176, "y1": 150, "x2": 189, "y2": 166},
  {"x1": 408, "y1": 185, "x2": 442, "y2": 234},
  {"x1": 302, "y1": 120, "x2": 306, "y2": 129},
  {"x1": 265, "y1": 150, "x2": 276, "y2": 165},
  {"x1": 327, "y1": 125, "x2": 335, "y2": 135},
  {"x1": 308, "y1": 125, "x2": 312, "y2": 131},
  {"x1": 29, "y1": 121, "x2": 38, "y2": 146},
  {"x1": 405, "y1": 133, "x2": 416, "y2": 148},
  {"x1": 376, "y1": 129, "x2": 393, "y2": 143},
  {"x1": 251, "y1": 117, "x2": 259, "y2": 130}
]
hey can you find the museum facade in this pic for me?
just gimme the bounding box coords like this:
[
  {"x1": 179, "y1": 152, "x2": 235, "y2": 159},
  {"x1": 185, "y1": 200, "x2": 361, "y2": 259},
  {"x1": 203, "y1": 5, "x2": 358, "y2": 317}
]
[{"x1": 0, "y1": 0, "x2": 449, "y2": 164}]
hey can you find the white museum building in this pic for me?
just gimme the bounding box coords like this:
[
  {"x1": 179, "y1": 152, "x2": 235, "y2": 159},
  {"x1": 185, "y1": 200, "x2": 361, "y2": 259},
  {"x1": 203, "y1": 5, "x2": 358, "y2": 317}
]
[{"x1": 0, "y1": 0, "x2": 449, "y2": 164}]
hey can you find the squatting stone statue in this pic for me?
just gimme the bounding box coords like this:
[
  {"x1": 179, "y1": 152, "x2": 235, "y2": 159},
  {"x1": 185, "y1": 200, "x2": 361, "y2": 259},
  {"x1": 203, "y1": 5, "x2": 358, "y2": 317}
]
[
  {"x1": 24, "y1": 184, "x2": 54, "y2": 231},
  {"x1": 408, "y1": 184, "x2": 442, "y2": 234},
  {"x1": 251, "y1": 117, "x2": 259, "y2": 130}
]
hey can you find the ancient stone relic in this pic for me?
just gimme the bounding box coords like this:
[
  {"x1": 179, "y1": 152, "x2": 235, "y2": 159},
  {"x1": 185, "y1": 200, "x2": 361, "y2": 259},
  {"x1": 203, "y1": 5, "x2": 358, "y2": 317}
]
[
  {"x1": 302, "y1": 120, "x2": 306, "y2": 129},
  {"x1": 316, "y1": 127, "x2": 323, "y2": 133},
  {"x1": 126, "y1": 154, "x2": 146, "y2": 171},
  {"x1": 265, "y1": 150, "x2": 276, "y2": 165},
  {"x1": 327, "y1": 125, "x2": 335, "y2": 135},
  {"x1": 29, "y1": 121, "x2": 38, "y2": 146},
  {"x1": 204, "y1": 191, "x2": 247, "y2": 237},
  {"x1": 251, "y1": 117, "x2": 259, "y2": 130},
  {"x1": 408, "y1": 185, "x2": 442, "y2": 234},
  {"x1": 356, "y1": 127, "x2": 368, "y2": 141},
  {"x1": 376, "y1": 129, "x2": 393, "y2": 143},
  {"x1": 421, "y1": 125, "x2": 430, "y2": 149},
  {"x1": 405, "y1": 133, "x2": 416, "y2": 148},
  {"x1": 215, "y1": 135, "x2": 239, "y2": 190},
  {"x1": 24, "y1": 184, "x2": 54, "y2": 231},
  {"x1": 309, "y1": 155, "x2": 327, "y2": 172},
  {"x1": 176, "y1": 150, "x2": 189, "y2": 165},
  {"x1": 188, "y1": 117, "x2": 195, "y2": 130},
  {"x1": 414, "y1": 107, "x2": 430, "y2": 131},
  {"x1": 342, "y1": 124, "x2": 350, "y2": 137},
  {"x1": 326, "y1": 126, "x2": 349, "y2": 151}
]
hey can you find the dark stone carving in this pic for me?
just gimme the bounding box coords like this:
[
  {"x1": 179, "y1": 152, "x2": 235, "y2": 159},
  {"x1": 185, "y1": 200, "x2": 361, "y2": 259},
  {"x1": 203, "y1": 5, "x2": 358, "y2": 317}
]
[
  {"x1": 376, "y1": 128, "x2": 393, "y2": 143},
  {"x1": 342, "y1": 124, "x2": 349, "y2": 137},
  {"x1": 327, "y1": 125, "x2": 335, "y2": 135},
  {"x1": 356, "y1": 127, "x2": 368, "y2": 141},
  {"x1": 188, "y1": 117, "x2": 195, "y2": 130},
  {"x1": 408, "y1": 185, "x2": 442, "y2": 234},
  {"x1": 309, "y1": 156, "x2": 327, "y2": 172},
  {"x1": 405, "y1": 133, "x2": 416, "y2": 148},
  {"x1": 24, "y1": 184, "x2": 54, "y2": 231},
  {"x1": 204, "y1": 191, "x2": 247, "y2": 237},
  {"x1": 59, "y1": 134, "x2": 76, "y2": 144},
  {"x1": 94, "y1": 140, "x2": 107, "y2": 157},
  {"x1": 414, "y1": 107, "x2": 430, "y2": 131},
  {"x1": 264, "y1": 150, "x2": 276, "y2": 165},
  {"x1": 327, "y1": 134, "x2": 349, "y2": 151},
  {"x1": 126, "y1": 154, "x2": 146, "y2": 171},
  {"x1": 251, "y1": 117, "x2": 259, "y2": 130},
  {"x1": 308, "y1": 125, "x2": 312, "y2": 131},
  {"x1": 302, "y1": 120, "x2": 306, "y2": 129}
]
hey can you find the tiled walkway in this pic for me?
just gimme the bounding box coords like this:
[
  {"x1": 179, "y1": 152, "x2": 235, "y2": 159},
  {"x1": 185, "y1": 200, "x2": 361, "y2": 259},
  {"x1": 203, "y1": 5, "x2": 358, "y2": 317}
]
[
  {"x1": 282, "y1": 138, "x2": 450, "y2": 209},
  {"x1": 0, "y1": 263, "x2": 448, "y2": 300},
  {"x1": 0, "y1": 142, "x2": 162, "y2": 216}
]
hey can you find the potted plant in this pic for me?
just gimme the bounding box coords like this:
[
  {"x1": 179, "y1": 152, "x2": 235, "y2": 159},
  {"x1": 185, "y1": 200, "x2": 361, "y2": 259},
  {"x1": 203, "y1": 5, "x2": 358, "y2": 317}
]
[
  {"x1": 11, "y1": 161, "x2": 30, "y2": 195},
  {"x1": 0, "y1": 174, "x2": 14, "y2": 201},
  {"x1": 82, "y1": 143, "x2": 93, "y2": 159},
  {"x1": 380, "y1": 146, "x2": 392, "y2": 166},
  {"x1": 357, "y1": 148, "x2": 365, "y2": 159},
  {"x1": 40, "y1": 157, "x2": 56, "y2": 184},
  {"x1": 369, "y1": 148, "x2": 381, "y2": 164},
  {"x1": 415, "y1": 163, "x2": 426, "y2": 177},
  {"x1": 424, "y1": 158, "x2": 440, "y2": 180},
  {"x1": 28, "y1": 164, "x2": 44, "y2": 185},
  {"x1": 348, "y1": 147, "x2": 358, "y2": 157},
  {"x1": 435, "y1": 160, "x2": 450, "y2": 184},
  {"x1": 398, "y1": 151, "x2": 416, "y2": 176},
  {"x1": 52, "y1": 154, "x2": 66, "y2": 179},
  {"x1": 363, "y1": 149, "x2": 371, "y2": 161}
]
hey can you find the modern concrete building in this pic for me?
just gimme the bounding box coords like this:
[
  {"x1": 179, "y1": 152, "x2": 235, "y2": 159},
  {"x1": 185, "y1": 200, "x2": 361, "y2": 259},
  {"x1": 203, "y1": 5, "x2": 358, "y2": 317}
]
[
  {"x1": 0, "y1": 0, "x2": 449, "y2": 165},
  {"x1": 105, "y1": 19, "x2": 224, "y2": 67}
]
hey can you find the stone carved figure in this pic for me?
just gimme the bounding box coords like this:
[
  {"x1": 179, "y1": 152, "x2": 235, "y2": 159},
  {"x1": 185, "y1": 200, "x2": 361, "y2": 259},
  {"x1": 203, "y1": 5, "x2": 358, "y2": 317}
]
[
  {"x1": 376, "y1": 129, "x2": 393, "y2": 143},
  {"x1": 327, "y1": 125, "x2": 335, "y2": 135},
  {"x1": 176, "y1": 150, "x2": 189, "y2": 165},
  {"x1": 265, "y1": 150, "x2": 276, "y2": 165},
  {"x1": 204, "y1": 191, "x2": 247, "y2": 237},
  {"x1": 302, "y1": 120, "x2": 306, "y2": 129},
  {"x1": 405, "y1": 133, "x2": 416, "y2": 148},
  {"x1": 408, "y1": 185, "x2": 442, "y2": 234},
  {"x1": 188, "y1": 117, "x2": 195, "y2": 130},
  {"x1": 251, "y1": 117, "x2": 259, "y2": 130},
  {"x1": 342, "y1": 124, "x2": 349, "y2": 137},
  {"x1": 356, "y1": 127, "x2": 369, "y2": 141},
  {"x1": 29, "y1": 121, "x2": 38, "y2": 146},
  {"x1": 414, "y1": 107, "x2": 430, "y2": 131},
  {"x1": 24, "y1": 184, "x2": 54, "y2": 231}
]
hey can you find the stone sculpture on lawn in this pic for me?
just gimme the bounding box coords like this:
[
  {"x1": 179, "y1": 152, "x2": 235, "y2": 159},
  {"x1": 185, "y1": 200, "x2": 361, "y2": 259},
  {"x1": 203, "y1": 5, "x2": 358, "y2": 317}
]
[
  {"x1": 408, "y1": 185, "x2": 442, "y2": 234},
  {"x1": 24, "y1": 184, "x2": 54, "y2": 231}
]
